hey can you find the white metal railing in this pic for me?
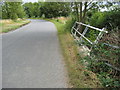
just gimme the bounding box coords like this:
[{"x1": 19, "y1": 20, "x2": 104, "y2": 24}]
[
  {"x1": 71, "y1": 22, "x2": 120, "y2": 72},
  {"x1": 71, "y1": 21, "x2": 108, "y2": 45}
]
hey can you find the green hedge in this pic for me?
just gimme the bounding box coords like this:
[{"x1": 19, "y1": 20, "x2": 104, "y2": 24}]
[{"x1": 89, "y1": 8, "x2": 120, "y2": 31}]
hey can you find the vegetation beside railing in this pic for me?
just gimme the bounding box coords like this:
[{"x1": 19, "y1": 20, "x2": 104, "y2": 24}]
[
  {"x1": 68, "y1": 5, "x2": 120, "y2": 87},
  {"x1": 48, "y1": 17, "x2": 102, "y2": 88},
  {"x1": 78, "y1": 28, "x2": 120, "y2": 87},
  {"x1": 52, "y1": 15, "x2": 120, "y2": 87},
  {"x1": 80, "y1": 44, "x2": 120, "y2": 87}
]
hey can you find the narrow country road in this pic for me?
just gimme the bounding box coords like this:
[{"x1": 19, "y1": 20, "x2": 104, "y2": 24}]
[{"x1": 2, "y1": 20, "x2": 68, "y2": 88}]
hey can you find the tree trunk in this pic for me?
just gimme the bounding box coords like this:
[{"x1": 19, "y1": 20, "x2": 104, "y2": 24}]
[
  {"x1": 80, "y1": 2, "x2": 82, "y2": 22},
  {"x1": 79, "y1": 2, "x2": 83, "y2": 33},
  {"x1": 75, "y1": 2, "x2": 79, "y2": 21},
  {"x1": 82, "y1": 2, "x2": 88, "y2": 23},
  {"x1": 79, "y1": 2, "x2": 88, "y2": 33}
]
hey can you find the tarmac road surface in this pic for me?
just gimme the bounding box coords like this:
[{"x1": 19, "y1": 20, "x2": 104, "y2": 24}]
[{"x1": 2, "y1": 19, "x2": 68, "y2": 88}]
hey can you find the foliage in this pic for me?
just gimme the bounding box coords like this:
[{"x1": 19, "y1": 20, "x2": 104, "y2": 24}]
[
  {"x1": 64, "y1": 14, "x2": 76, "y2": 32},
  {"x1": 23, "y1": 2, "x2": 70, "y2": 18},
  {"x1": 1, "y1": 19, "x2": 30, "y2": 33},
  {"x1": 86, "y1": 29, "x2": 99, "y2": 42},
  {"x1": 0, "y1": 5, "x2": 2, "y2": 19},
  {"x1": 40, "y1": 2, "x2": 71, "y2": 18},
  {"x1": 71, "y1": 2, "x2": 99, "y2": 23},
  {"x1": 2, "y1": 2, "x2": 25, "y2": 20},
  {"x1": 80, "y1": 42, "x2": 120, "y2": 87},
  {"x1": 89, "y1": 8, "x2": 120, "y2": 30},
  {"x1": 10, "y1": 13, "x2": 18, "y2": 21},
  {"x1": 98, "y1": 73, "x2": 120, "y2": 87},
  {"x1": 50, "y1": 19, "x2": 102, "y2": 88},
  {"x1": 23, "y1": 2, "x2": 41, "y2": 18},
  {"x1": 105, "y1": 8, "x2": 120, "y2": 30},
  {"x1": 89, "y1": 12, "x2": 107, "y2": 28},
  {"x1": 79, "y1": 16, "x2": 120, "y2": 86}
]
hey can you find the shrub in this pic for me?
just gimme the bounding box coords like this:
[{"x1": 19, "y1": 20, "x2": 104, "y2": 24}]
[
  {"x1": 10, "y1": 13, "x2": 18, "y2": 21},
  {"x1": 89, "y1": 12, "x2": 107, "y2": 29},
  {"x1": 106, "y1": 9, "x2": 120, "y2": 30},
  {"x1": 89, "y1": 8, "x2": 120, "y2": 31},
  {"x1": 64, "y1": 15, "x2": 76, "y2": 32}
]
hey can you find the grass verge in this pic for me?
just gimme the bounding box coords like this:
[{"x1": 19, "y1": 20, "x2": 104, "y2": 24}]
[
  {"x1": 48, "y1": 19, "x2": 102, "y2": 88},
  {"x1": 0, "y1": 19, "x2": 30, "y2": 33}
]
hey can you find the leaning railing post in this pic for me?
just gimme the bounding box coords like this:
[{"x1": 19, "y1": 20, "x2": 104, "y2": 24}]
[
  {"x1": 94, "y1": 28, "x2": 108, "y2": 44},
  {"x1": 71, "y1": 21, "x2": 76, "y2": 35},
  {"x1": 80, "y1": 26, "x2": 89, "y2": 43}
]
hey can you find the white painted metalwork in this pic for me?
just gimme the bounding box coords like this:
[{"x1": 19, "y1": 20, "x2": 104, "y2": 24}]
[{"x1": 71, "y1": 22, "x2": 108, "y2": 45}]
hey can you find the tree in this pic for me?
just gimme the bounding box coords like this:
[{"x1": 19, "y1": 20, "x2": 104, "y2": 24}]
[
  {"x1": 0, "y1": 4, "x2": 2, "y2": 19},
  {"x1": 10, "y1": 13, "x2": 18, "y2": 20},
  {"x1": 23, "y1": 2, "x2": 34, "y2": 18},
  {"x1": 33, "y1": 2, "x2": 41, "y2": 18},
  {"x1": 23, "y1": 2, "x2": 42, "y2": 18},
  {"x1": 2, "y1": 2, "x2": 10, "y2": 19},
  {"x1": 71, "y1": 1, "x2": 120, "y2": 32},
  {"x1": 72, "y1": 1, "x2": 99, "y2": 22},
  {"x1": 2, "y1": 2, "x2": 25, "y2": 20},
  {"x1": 40, "y1": 2, "x2": 70, "y2": 18},
  {"x1": 72, "y1": 1, "x2": 108, "y2": 32}
]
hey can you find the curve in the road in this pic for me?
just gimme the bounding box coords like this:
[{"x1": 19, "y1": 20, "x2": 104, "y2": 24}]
[{"x1": 2, "y1": 19, "x2": 68, "y2": 88}]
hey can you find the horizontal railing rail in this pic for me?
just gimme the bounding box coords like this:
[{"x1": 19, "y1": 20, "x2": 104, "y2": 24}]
[
  {"x1": 76, "y1": 22, "x2": 108, "y2": 33},
  {"x1": 71, "y1": 22, "x2": 108, "y2": 45}
]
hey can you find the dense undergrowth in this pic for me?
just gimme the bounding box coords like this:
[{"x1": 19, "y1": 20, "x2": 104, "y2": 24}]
[
  {"x1": 79, "y1": 14, "x2": 120, "y2": 87},
  {"x1": 81, "y1": 42, "x2": 120, "y2": 87},
  {"x1": 73, "y1": 27, "x2": 120, "y2": 87}
]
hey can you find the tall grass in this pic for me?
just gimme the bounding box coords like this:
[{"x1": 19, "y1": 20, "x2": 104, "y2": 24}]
[{"x1": 0, "y1": 19, "x2": 30, "y2": 33}]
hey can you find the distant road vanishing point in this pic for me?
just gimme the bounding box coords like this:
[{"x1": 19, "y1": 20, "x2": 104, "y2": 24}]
[{"x1": 2, "y1": 19, "x2": 68, "y2": 88}]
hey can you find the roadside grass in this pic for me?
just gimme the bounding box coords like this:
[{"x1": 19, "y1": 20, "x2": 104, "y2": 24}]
[
  {"x1": 48, "y1": 18, "x2": 102, "y2": 88},
  {"x1": 0, "y1": 19, "x2": 30, "y2": 33}
]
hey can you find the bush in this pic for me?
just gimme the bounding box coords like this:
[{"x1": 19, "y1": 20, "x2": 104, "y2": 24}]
[
  {"x1": 10, "y1": 13, "x2": 18, "y2": 21},
  {"x1": 89, "y1": 8, "x2": 120, "y2": 31},
  {"x1": 89, "y1": 12, "x2": 107, "y2": 29},
  {"x1": 64, "y1": 15, "x2": 76, "y2": 32},
  {"x1": 106, "y1": 9, "x2": 120, "y2": 30}
]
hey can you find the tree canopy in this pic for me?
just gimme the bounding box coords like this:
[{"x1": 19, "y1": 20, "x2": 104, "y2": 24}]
[
  {"x1": 23, "y1": 2, "x2": 71, "y2": 18},
  {"x1": 23, "y1": 2, "x2": 41, "y2": 18},
  {"x1": 2, "y1": 2, "x2": 25, "y2": 20}
]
